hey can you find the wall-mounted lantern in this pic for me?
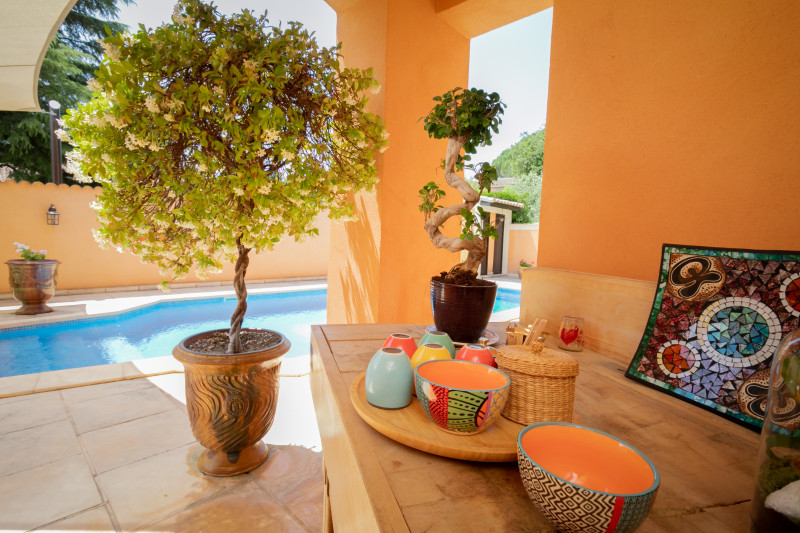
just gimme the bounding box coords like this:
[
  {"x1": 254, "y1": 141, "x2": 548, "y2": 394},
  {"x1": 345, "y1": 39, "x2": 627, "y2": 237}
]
[{"x1": 46, "y1": 204, "x2": 59, "y2": 226}]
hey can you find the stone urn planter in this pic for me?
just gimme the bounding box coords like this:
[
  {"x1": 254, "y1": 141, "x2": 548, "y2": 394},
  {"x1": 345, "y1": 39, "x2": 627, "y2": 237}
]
[
  {"x1": 6, "y1": 259, "x2": 60, "y2": 315},
  {"x1": 173, "y1": 328, "x2": 290, "y2": 476}
]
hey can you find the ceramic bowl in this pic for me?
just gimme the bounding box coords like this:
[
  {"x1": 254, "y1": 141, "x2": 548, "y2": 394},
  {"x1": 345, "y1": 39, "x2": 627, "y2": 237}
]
[
  {"x1": 415, "y1": 359, "x2": 510, "y2": 434},
  {"x1": 382, "y1": 333, "x2": 418, "y2": 359},
  {"x1": 454, "y1": 344, "x2": 497, "y2": 368},
  {"x1": 517, "y1": 422, "x2": 659, "y2": 533}
]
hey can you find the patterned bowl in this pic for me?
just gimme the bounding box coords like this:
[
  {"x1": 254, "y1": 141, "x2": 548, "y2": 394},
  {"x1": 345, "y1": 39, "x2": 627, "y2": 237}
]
[
  {"x1": 415, "y1": 359, "x2": 510, "y2": 435},
  {"x1": 517, "y1": 422, "x2": 659, "y2": 533}
]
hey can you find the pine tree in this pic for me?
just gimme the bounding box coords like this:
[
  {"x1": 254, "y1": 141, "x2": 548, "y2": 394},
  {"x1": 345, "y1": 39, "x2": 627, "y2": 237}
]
[{"x1": 0, "y1": 0, "x2": 132, "y2": 183}]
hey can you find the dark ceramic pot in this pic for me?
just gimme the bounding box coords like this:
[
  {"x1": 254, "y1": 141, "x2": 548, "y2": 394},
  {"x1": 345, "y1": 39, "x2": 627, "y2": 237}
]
[
  {"x1": 6, "y1": 259, "x2": 60, "y2": 315},
  {"x1": 172, "y1": 328, "x2": 290, "y2": 476},
  {"x1": 430, "y1": 279, "x2": 497, "y2": 343}
]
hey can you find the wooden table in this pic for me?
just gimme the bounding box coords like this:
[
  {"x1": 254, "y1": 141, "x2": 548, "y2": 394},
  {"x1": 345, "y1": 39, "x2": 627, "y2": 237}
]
[{"x1": 310, "y1": 323, "x2": 760, "y2": 532}]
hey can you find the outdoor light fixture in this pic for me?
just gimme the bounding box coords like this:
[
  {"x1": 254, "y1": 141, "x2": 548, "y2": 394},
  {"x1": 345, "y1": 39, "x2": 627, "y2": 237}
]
[{"x1": 46, "y1": 204, "x2": 59, "y2": 225}]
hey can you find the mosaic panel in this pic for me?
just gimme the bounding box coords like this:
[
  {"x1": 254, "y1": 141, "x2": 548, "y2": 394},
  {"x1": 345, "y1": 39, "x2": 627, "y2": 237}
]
[{"x1": 625, "y1": 244, "x2": 800, "y2": 430}]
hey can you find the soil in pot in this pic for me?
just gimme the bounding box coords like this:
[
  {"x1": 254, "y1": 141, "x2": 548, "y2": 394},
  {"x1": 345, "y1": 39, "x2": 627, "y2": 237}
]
[
  {"x1": 187, "y1": 330, "x2": 282, "y2": 354},
  {"x1": 433, "y1": 269, "x2": 495, "y2": 287}
]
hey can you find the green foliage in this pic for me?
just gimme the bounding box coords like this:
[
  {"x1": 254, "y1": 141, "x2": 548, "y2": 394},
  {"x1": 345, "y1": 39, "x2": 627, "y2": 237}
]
[
  {"x1": 13, "y1": 242, "x2": 47, "y2": 261},
  {"x1": 782, "y1": 353, "x2": 800, "y2": 403},
  {"x1": 0, "y1": 0, "x2": 131, "y2": 183},
  {"x1": 493, "y1": 128, "x2": 545, "y2": 178},
  {"x1": 418, "y1": 181, "x2": 446, "y2": 218},
  {"x1": 62, "y1": 0, "x2": 388, "y2": 284},
  {"x1": 421, "y1": 87, "x2": 505, "y2": 170},
  {"x1": 460, "y1": 207, "x2": 498, "y2": 241},
  {"x1": 485, "y1": 171, "x2": 542, "y2": 223}
]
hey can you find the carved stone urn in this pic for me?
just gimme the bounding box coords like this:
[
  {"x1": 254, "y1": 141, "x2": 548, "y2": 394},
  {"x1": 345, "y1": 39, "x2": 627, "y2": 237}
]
[
  {"x1": 172, "y1": 328, "x2": 290, "y2": 476},
  {"x1": 6, "y1": 259, "x2": 60, "y2": 315}
]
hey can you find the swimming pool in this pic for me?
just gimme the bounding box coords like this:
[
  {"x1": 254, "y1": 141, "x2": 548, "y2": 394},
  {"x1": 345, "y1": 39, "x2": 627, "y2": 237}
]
[{"x1": 0, "y1": 287, "x2": 520, "y2": 377}]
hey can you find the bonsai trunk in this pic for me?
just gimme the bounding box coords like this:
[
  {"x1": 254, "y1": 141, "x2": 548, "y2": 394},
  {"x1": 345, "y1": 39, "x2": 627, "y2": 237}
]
[
  {"x1": 228, "y1": 240, "x2": 251, "y2": 353},
  {"x1": 423, "y1": 135, "x2": 487, "y2": 274}
]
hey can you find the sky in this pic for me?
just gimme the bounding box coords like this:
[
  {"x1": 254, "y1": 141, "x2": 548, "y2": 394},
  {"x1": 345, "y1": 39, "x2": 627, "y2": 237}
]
[{"x1": 115, "y1": 1, "x2": 552, "y2": 165}]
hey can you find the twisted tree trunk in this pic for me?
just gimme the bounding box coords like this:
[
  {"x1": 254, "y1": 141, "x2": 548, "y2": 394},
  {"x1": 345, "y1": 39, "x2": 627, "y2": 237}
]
[
  {"x1": 227, "y1": 239, "x2": 251, "y2": 353},
  {"x1": 423, "y1": 135, "x2": 487, "y2": 274}
]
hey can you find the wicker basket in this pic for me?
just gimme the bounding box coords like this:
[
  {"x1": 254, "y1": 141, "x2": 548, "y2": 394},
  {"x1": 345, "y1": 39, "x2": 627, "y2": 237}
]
[{"x1": 495, "y1": 343, "x2": 579, "y2": 424}]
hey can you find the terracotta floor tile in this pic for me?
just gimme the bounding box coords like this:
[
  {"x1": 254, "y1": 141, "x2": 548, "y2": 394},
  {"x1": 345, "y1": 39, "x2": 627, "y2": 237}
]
[
  {"x1": 0, "y1": 391, "x2": 67, "y2": 434},
  {"x1": 252, "y1": 444, "x2": 323, "y2": 504},
  {"x1": 82, "y1": 409, "x2": 195, "y2": 473},
  {"x1": 0, "y1": 419, "x2": 82, "y2": 476},
  {"x1": 69, "y1": 385, "x2": 181, "y2": 433},
  {"x1": 284, "y1": 478, "x2": 325, "y2": 533},
  {"x1": 38, "y1": 504, "x2": 116, "y2": 531},
  {"x1": 97, "y1": 444, "x2": 239, "y2": 531},
  {"x1": 145, "y1": 481, "x2": 307, "y2": 533},
  {"x1": 60, "y1": 376, "x2": 153, "y2": 404},
  {"x1": 0, "y1": 455, "x2": 102, "y2": 531}
]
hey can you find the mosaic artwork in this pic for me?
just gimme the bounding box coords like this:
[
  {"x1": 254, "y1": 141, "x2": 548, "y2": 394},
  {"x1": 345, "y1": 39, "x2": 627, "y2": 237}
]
[{"x1": 625, "y1": 244, "x2": 800, "y2": 430}]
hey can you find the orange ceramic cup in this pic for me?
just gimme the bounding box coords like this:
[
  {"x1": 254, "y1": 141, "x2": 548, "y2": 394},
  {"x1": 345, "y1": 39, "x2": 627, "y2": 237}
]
[
  {"x1": 517, "y1": 422, "x2": 659, "y2": 533},
  {"x1": 382, "y1": 333, "x2": 418, "y2": 359},
  {"x1": 454, "y1": 344, "x2": 497, "y2": 368}
]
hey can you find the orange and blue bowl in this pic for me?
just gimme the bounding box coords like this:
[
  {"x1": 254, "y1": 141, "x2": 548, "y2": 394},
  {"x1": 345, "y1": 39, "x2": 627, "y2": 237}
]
[
  {"x1": 517, "y1": 422, "x2": 659, "y2": 533},
  {"x1": 415, "y1": 359, "x2": 510, "y2": 435}
]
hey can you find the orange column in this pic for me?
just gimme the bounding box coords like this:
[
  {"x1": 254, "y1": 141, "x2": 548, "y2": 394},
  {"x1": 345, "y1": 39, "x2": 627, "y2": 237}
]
[
  {"x1": 540, "y1": 0, "x2": 800, "y2": 281},
  {"x1": 326, "y1": 0, "x2": 470, "y2": 324}
]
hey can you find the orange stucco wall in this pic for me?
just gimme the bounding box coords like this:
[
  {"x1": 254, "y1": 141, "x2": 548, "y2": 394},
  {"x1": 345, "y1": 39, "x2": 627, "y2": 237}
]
[
  {"x1": 0, "y1": 181, "x2": 329, "y2": 293},
  {"x1": 507, "y1": 225, "x2": 539, "y2": 274},
  {"x1": 326, "y1": 0, "x2": 471, "y2": 325},
  {"x1": 326, "y1": 0, "x2": 548, "y2": 325},
  {"x1": 539, "y1": 1, "x2": 800, "y2": 282}
]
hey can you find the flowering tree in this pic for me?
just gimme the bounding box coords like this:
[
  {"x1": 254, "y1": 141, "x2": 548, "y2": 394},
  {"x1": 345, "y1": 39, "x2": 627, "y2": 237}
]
[
  {"x1": 62, "y1": 0, "x2": 388, "y2": 352},
  {"x1": 419, "y1": 88, "x2": 504, "y2": 283}
]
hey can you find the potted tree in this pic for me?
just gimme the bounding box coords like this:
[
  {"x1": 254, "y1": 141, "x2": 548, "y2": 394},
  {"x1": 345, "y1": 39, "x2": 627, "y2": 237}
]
[
  {"x1": 6, "y1": 243, "x2": 60, "y2": 315},
  {"x1": 62, "y1": 0, "x2": 387, "y2": 475},
  {"x1": 419, "y1": 87, "x2": 505, "y2": 342}
]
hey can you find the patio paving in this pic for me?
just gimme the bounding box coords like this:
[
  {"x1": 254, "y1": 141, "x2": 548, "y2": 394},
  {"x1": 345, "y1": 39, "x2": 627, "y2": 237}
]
[
  {"x1": 0, "y1": 357, "x2": 323, "y2": 532},
  {"x1": 0, "y1": 276, "x2": 521, "y2": 532}
]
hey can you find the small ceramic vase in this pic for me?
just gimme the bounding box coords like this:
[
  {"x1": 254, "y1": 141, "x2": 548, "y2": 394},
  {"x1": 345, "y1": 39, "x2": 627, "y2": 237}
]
[
  {"x1": 455, "y1": 344, "x2": 497, "y2": 368},
  {"x1": 419, "y1": 330, "x2": 456, "y2": 357},
  {"x1": 381, "y1": 333, "x2": 418, "y2": 359},
  {"x1": 410, "y1": 343, "x2": 453, "y2": 370},
  {"x1": 365, "y1": 347, "x2": 413, "y2": 409}
]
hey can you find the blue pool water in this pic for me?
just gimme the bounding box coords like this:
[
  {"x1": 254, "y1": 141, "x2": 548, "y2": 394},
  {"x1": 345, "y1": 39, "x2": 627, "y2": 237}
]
[{"x1": 0, "y1": 287, "x2": 520, "y2": 378}]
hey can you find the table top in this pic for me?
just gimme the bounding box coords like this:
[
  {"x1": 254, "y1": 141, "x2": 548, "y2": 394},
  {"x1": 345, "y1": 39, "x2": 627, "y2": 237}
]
[{"x1": 309, "y1": 323, "x2": 760, "y2": 532}]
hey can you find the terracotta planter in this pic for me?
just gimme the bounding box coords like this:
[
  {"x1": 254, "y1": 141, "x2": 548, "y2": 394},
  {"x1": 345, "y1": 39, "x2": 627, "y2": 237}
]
[
  {"x1": 430, "y1": 279, "x2": 497, "y2": 343},
  {"x1": 172, "y1": 328, "x2": 290, "y2": 476},
  {"x1": 6, "y1": 259, "x2": 60, "y2": 315}
]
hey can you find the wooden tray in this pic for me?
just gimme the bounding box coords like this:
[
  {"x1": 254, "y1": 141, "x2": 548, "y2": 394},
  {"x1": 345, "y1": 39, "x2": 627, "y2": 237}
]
[{"x1": 349, "y1": 372, "x2": 524, "y2": 462}]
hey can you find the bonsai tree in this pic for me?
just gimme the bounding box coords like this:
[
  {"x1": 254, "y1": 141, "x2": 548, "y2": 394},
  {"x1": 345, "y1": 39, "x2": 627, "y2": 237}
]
[
  {"x1": 419, "y1": 87, "x2": 505, "y2": 285},
  {"x1": 62, "y1": 0, "x2": 388, "y2": 353}
]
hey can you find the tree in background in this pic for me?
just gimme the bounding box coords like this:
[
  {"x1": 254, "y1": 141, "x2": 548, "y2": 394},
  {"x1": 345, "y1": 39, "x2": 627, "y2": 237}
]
[
  {"x1": 0, "y1": 0, "x2": 132, "y2": 183},
  {"x1": 486, "y1": 127, "x2": 545, "y2": 223}
]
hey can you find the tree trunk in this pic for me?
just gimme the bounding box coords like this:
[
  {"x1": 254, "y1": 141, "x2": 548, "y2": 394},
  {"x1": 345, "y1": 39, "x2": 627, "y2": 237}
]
[
  {"x1": 423, "y1": 135, "x2": 486, "y2": 274},
  {"x1": 227, "y1": 240, "x2": 251, "y2": 353}
]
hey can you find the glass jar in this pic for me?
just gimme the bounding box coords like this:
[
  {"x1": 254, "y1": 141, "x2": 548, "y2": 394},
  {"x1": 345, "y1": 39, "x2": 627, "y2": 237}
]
[{"x1": 751, "y1": 328, "x2": 800, "y2": 532}]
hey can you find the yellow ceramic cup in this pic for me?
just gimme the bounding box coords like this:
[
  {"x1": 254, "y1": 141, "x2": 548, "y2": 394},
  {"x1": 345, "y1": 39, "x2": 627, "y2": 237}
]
[{"x1": 410, "y1": 343, "x2": 452, "y2": 371}]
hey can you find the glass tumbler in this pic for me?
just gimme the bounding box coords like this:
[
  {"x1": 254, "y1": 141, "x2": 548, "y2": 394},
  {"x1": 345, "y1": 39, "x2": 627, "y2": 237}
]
[{"x1": 558, "y1": 316, "x2": 584, "y2": 352}]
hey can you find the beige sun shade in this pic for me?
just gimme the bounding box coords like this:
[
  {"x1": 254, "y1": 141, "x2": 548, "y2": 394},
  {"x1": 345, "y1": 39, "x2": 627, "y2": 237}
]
[{"x1": 0, "y1": 0, "x2": 78, "y2": 111}]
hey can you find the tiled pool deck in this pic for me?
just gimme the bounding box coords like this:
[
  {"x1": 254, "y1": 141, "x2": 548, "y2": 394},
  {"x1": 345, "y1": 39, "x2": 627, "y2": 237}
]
[{"x1": 0, "y1": 276, "x2": 520, "y2": 532}]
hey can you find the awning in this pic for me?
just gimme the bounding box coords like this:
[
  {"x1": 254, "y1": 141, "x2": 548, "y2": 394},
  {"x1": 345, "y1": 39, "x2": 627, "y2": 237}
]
[{"x1": 0, "y1": 0, "x2": 78, "y2": 111}]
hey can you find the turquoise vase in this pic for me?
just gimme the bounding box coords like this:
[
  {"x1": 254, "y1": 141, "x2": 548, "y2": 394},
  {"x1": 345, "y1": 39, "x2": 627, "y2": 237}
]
[
  {"x1": 419, "y1": 330, "x2": 456, "y2": 357},
  {"x1": 365, "y1": 347, "x2": 413, "y2": 409}
]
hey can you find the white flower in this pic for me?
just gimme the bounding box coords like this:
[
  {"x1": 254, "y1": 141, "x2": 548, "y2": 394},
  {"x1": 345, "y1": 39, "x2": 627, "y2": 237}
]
[
  {"x1": 262, "y1": 129, "x2": 280, "y2": 144},
  {"x1": 197, "y1": 164, "x2": 207, "y2": 172},
  {"x1": 164, "y1": 113, "x2": 175, "y2": 122},
  {"x1": 369, "y1": 83, "x2": 381, "y2": 95},
  {"x1": 280, "y1": 149, "x2": 295, "y2": 162},
  {"x1": 145, "y1": 96, "x2": 160, "y2": 114}
]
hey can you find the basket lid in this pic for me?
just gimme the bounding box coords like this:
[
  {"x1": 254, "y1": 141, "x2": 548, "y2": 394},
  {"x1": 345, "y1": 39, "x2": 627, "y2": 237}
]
[{"x1": 496, "y1": 345, "x2": 579, "y2": 377}]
